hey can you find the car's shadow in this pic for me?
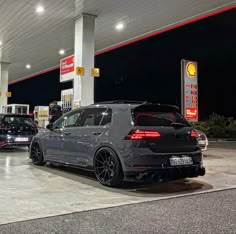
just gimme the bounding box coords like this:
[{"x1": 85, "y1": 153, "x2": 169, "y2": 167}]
[{"x1": 30, "y1": 162, "x2": 213, "y2": 197}]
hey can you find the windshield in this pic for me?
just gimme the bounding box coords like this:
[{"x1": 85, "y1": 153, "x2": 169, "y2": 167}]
[{"x1": 133, "y1": 111, "x2": 190, "y2": 127}]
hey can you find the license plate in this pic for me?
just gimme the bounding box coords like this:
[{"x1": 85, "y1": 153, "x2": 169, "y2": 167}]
[
  {"x1": 15, "y1": 137, "x2": 28, "y2": 142},
  {"x1": 170, "y1": 156, "x2": 193, "y2": 166}
]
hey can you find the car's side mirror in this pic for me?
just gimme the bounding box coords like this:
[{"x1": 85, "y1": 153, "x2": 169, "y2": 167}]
[{"x1": 46, "y1": 123, "x2": 54, "y2": 130}]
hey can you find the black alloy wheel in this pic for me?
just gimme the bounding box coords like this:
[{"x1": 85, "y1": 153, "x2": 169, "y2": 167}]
[
  {"x1": 94, "y1": 147, "x2": 123, "y2": 187},
  {"x1": 31, "y1": 142, "x2": 45, "y2": 166}
]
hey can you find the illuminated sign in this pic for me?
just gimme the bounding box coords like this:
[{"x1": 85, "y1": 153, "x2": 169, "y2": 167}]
[
  {"x1": 73, "y1": 100, "x2": 80, "y2": 110},
  {"x1": 75, "y1": 67, "x2": 85, "y2": 76},
  {"x1": 181, "y1": 60, "x2": 198, "y2": 122},
  {"x1": 60, "y1": 55, "x2": 75, "y2": 82},
  {"x1": 186, "y1": 107, "x2": 198, "y2": 119},
  {"x1": 186, "y1": 62, "x2": 197, "y2": 78},
  {"x1": 38, "y1": 109, "x2": 49, "y2": 121},
  {"x1": 91, "y1": 68, "x2": 100, "y2": 77},
  {"x1": 6, "y1": 92, "x2": 12, "y2": 97},
  {"x1": 61, "y1": 89, "x2": 73, "y2": 112}
]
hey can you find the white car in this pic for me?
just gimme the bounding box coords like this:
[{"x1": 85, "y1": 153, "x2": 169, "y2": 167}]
[{"x1": 195, "y1": 130, "x2": 208, "y2": 151}]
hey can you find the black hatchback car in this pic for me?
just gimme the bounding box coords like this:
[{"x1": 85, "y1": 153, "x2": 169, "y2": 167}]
[
  {"x1": 0, "y1": 114, "x2": 38, "y2": 148},
  {"x1": 30, "y1": 101, "x2": 205, "y2": 187}
]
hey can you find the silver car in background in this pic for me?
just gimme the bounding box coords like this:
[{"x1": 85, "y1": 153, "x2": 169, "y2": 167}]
[
  {"x1": 30, "y1": 101, "x2": 205, "y2": 187},
  {"x1": 196, "y1": 130, "x2": 209, "y2": 151}
]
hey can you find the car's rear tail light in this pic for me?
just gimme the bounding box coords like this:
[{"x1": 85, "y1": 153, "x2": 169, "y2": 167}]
[
  {"x1": 125, "y1": 129, "x2": 161, "y2": 140},
  {"x1": 191, "y1": 130, "x2": 199, "y2": 138}
]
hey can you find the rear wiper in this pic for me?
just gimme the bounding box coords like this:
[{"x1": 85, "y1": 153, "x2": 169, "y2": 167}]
[{"x1": 171, "y1": 122, "x2": 187, "y2": 127}]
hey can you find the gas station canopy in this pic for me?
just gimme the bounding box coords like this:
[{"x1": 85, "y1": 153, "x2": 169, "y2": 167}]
[{"x1": 0, "y1": 0, "x2": 235, "y2": 83}]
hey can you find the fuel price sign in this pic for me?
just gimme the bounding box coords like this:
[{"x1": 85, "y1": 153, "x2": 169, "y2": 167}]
[{"x1": 181, "y1": 60, "x2": 198, "y2": 122}]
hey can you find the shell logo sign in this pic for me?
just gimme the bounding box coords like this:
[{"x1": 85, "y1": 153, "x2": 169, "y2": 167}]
[
  {"x1": 181, "y1": 59, "x2": 198, "y2": 122},
  {"x1": 186, "y1": 62, "x2": 197, "y2": 78}
]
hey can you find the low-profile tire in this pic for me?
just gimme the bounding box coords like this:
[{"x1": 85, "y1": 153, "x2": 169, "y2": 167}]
[
  {"x1": 31, "y1": 141, "x2": 45, "y2": 166},
  {"x1": 94, "y1": 147, "x2": 123, "y2": 187}
]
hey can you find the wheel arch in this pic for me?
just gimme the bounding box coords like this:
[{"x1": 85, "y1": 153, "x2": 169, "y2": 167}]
[
  {"x1": 93, "y1": 145, "x2": 125, "y2": 173},
  {"x1": 30, "y1": 139, "x2": 44, "y2": 159}
]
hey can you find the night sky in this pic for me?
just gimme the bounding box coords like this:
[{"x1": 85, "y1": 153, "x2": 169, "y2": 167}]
[{"x1": 9, "y1": 8, "x2": 236, "y2": 119}]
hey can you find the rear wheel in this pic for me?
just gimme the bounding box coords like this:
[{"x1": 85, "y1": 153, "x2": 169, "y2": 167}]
[
  {"x1": 94, "y1": 147, "x2": 123, "y2": 187},
  {"x1": 31, "y1": 142, "x2": 45, "y2": 166}
]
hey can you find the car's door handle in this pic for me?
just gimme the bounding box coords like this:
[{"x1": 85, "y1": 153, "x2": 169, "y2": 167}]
[
  {"x1": 92, "y1": 132, "x2": 102, "y2": 136},
  {"x1": 64, "y1": 132, "x2": 72, "y2": 136}
]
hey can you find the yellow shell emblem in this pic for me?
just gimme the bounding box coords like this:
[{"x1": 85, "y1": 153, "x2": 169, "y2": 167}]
[{"x1": 186, "y1": 62, "x2": 197, "y2": 78}]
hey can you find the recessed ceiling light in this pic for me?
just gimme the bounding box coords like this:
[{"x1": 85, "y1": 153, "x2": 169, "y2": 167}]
[
  {"x1": 115, "y1": 23, "x2": 124, "y2": 31},
  {"x1": 26, "y1": 64, "x2": 31, "y2": 69},
  {"x1": 36, "y1": 5, "x2": 45, "y2": 14},
  {"x1": 59, "y1": 49, "x2": 65, "y2": 55}
]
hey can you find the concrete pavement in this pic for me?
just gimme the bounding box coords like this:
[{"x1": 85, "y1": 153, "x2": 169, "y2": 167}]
[
  {"x1": 0, "y1": 142, "x2": 235, "y2": 226},
  {"x1": 0, "y1": 188, "x2": 236, "y2": 234}
]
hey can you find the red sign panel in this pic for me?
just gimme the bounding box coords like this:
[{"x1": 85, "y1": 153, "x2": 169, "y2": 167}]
[
  {"x1": 186, "y1": 107, "x2": 198, "y2": 119},
  {"x1": 60, "y1": 55, "x2": 74, "y2": 75}
]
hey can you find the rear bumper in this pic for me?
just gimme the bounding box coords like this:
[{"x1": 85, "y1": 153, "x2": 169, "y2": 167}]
[
  {"x1": 0, "y1": 135, "x2": 34, "y2": 148},
  {"x1": 122, "y1": 149, "x2": 203, "y2": 170},
  {"x1": 120, "y1": 148, "x2": 204, "y2": 181},
  {"x1": 124, "y1": 165, "x2": 205, "y2": 182}
]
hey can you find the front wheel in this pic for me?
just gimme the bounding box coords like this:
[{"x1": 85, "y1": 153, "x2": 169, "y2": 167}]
[
  {"x1": 94, "y1": 147, "x2": 123, "y2": 187},
  {"x1": 31, "y1": 142, "x2": 45, "y2": 166}
]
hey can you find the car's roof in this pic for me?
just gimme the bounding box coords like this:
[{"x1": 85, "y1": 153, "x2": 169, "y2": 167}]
[
  {"x1": 86, "y1": 101, "x2": 180, "y2": 112},
  {"x1": 90, "y1": 100, "x2": 144, "y2": 109},
  {"x1": 89, "y1": 103, "x2": 139, "y2": 109},
  {"x1": 69, "y1": 101, "x2": 180, "y2": 113}
]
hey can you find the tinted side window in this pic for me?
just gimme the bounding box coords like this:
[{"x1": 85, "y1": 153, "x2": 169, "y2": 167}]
[
  {"x1": 80, "y1": 108, "x2": 107, "y2": 127},
  {"x1": 100, "y1": 109, "x2": 112, "y2": 126},
  {"x1": 55, "y1": 111, "x2": 81, "y2": 128}
]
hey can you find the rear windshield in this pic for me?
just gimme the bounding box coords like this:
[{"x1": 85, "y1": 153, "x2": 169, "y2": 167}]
[
  {"x1": 133, "y1": 111, "x2": 190, "y2": 127},
  {"x1": 1, "y1": 116, "x2": 34, "y2": 126}
]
